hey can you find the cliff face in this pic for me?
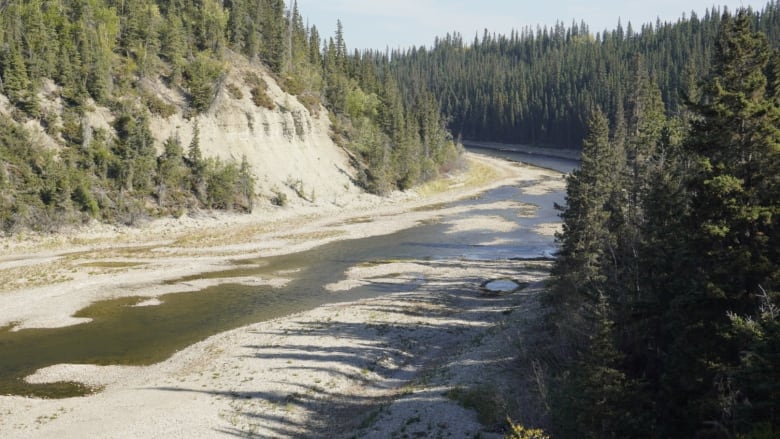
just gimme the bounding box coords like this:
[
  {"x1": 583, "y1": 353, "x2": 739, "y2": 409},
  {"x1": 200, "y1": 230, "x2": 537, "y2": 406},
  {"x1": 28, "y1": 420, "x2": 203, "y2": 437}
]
[
  {"x1": 1, "y1": 57, "x2": 360, "y2": 212},
  {"x1": 148, "y1": 59, "x2": 360, "y2": 207}
]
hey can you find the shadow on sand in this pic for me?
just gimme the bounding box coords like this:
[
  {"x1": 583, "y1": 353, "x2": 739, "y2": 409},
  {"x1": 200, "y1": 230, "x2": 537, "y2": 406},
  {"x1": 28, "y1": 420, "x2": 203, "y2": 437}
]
[{"x1": 152, "y1": 261, "x2": 548, "y2": 438}]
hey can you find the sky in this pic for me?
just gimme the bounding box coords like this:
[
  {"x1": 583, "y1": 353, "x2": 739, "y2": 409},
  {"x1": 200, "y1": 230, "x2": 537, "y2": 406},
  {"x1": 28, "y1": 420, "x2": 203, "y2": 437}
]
[{"x1": 289, "y1": 0, "x2": 772, "y2": 51}]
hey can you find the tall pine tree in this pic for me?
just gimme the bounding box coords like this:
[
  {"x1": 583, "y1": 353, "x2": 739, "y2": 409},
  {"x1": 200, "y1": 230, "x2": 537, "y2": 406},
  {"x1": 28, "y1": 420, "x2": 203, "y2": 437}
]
[{"x1": 661, "y1": 10, "x2": 780, "y2": 436}]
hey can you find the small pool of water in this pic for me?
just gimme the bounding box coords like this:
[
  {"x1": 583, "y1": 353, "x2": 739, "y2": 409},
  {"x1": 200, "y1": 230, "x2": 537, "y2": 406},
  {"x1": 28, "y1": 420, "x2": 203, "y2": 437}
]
[{"x1": 484, "y1": 280, "x2": 522, "y2": 292}]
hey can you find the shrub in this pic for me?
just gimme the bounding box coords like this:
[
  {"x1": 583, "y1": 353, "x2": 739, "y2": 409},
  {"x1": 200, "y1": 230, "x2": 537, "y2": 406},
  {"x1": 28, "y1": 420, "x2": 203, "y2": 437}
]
[
  {"x1": 226, "y1": 83, "x2": 244, "y2": 100},
  {"x1": 244, "y1": 71, "x2": 275, "y2": 110},
  {"x1": 143, "y1": 92, "x2": 177, "y2": 118},
  {"x1": 203, "y1": 158, "x2": 239, "y2": 210},
  {"x1": 270, "y1": 188, "x2": 287, "y2": 206},
  {"x1": 505, "y1": 419, "x2": 551, "y2": 439},
  {"x1": 298, "y1": 92, "x2": 321, "y2": 114},
  {"x1": 185, "y1": 54, "x2": 223, "y2": 113},
  {"x1": 250, "y1": 86, "x2": 274, "y2": 110},
  {"x1": 282, "y1": 74, "x2": 304, "y2": 96},
  {"x1": 243, "y1": 71, "x2": 263, "y2": 88}
]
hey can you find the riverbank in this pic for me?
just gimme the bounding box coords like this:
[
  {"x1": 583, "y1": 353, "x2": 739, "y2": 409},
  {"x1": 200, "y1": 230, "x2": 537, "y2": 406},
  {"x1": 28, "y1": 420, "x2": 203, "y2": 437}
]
[
  {"x1": 0, "y1": 152, "x2": 564, "y2": 437},
  {"x1": 463, "y1": 140, "x2": 581, "y2": 161}
]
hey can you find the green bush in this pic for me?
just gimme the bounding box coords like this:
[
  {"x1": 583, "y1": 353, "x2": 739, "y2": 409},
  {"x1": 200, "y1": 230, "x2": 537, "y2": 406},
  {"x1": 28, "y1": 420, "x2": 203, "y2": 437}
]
[
  {"x1": 143, "y1": 92, "x2": 177, "y2": 118},
  {"x1": 185, "y1": 54, "x2": 223, "y2": 113},
  {"x1": 226, "y1": 83, "x2": 244, "y2": 100},
  {"x1": 505, "y1": 419, "x2": 551, "y2": 439},
  {"x1": 244, "y1": 71, "x2": 275, "y2": 110},
  {"x1": 270, "y1": 188, "x2": 287, "y2": 206},
  {"x1": 250, "y1": 85, "x2": 274, "y2": 110},
  {"x1": 282, "y1": 74, "x2": 304, "y2": 96}
]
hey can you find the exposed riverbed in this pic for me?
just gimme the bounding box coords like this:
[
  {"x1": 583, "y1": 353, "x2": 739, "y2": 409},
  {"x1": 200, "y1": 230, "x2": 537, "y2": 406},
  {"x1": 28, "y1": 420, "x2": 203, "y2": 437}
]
[{"x1": 0, "y1": 151, "x2": 575, "y2": 437}]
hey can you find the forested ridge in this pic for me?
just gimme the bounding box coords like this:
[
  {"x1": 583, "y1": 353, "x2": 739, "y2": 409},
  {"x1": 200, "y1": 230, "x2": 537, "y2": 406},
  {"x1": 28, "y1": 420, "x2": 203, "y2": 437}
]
[
  {"x1": 384, "y1": 1, "x2": 780, "y2": 148},
  {"x1": 0, "y1": 0, "x2": 458, "y2": 233}
]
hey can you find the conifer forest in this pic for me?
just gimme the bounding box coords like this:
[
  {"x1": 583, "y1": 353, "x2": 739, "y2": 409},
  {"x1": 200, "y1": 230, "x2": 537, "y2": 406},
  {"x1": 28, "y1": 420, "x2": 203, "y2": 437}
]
[
  {"x1": 0, "y1": 0, "x2": 778, "y2": 437},
  {"x1": 493, "y1": 7, "x2": 775, "y2": 439}
]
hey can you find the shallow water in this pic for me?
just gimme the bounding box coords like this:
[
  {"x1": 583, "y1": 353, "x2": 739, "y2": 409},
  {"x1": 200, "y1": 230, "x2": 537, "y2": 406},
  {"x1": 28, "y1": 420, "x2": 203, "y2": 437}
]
[{"x1": 0, "y1": 150, "x2": 576, "y2": 398}]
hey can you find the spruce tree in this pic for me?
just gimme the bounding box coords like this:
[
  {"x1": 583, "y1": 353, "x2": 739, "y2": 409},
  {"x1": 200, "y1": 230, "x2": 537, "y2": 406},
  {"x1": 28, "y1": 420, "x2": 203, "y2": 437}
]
[
  {"x1": 161, "y1": 13, "x2": 187, "y2": 85},
  {"x1": 548, "y1": 109, "x2": 637, "y2": 437},
  {"x1": 613, "y1": 62, "x2": 667, "y2": 356},
  {"x1": 308, "y1": 25, "x2": 322, "y2": 67},
  {"x1": 157, "y1": 134, "x2": 188, "y2": 210},
  {"x1": 259, "y1": 0, "x2": 287, "y2": 73},
  {"x1": 548, "y1": 109, "x2": 626, "y2": 348},
  {"x1": 237, "y1": 154, "x2": 255, "y2": 212},
  {"x1": 2, "y1": 42, "x2": 30, "y2": 104},
  {"x1": 188, "y1": 121, "x2": 206, "y2": 203},
  {"x1": 662, "y1": 10, "x2": 779, "y2": 435}
]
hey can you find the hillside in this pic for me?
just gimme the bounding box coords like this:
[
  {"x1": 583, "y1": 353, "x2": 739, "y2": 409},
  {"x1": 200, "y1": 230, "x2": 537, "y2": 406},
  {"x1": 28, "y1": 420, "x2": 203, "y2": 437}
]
[
  {"x1": 3, "y1": 54, "x2": 359, "y2": 202},
  {"x1": 0, "y1": 0, "x2": 459, "y2": 234},
  {"x1": 382, "y1": 1, "x2": 780, "y2": 147},
  {"x1": 145, "y1": 55, "x2": 361, "y2": 208},
  {"x1": 0, "y1": 56, "x2": 360, "y2": 231}
]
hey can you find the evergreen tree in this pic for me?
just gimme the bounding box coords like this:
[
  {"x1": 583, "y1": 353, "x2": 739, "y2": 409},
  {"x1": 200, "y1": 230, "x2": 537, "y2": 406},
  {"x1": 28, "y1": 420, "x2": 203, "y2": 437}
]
[
  {"x1": 161, "y1": 12, "x2": 187, "y2": 84},
  {"x1": 308, "y1": 25, "x2": 322, "y2": 66},
  {"x1": 187, "y1": 120, "x2": 206, "y2": 202},
  {"x1": 193, "y1": 0, "x2": 226, "y2": 53},
  {"x1": 237, "y1": 154, "x2": 255, "y2": 212},
  {"x1": 662, "y1": 10, "x2": 780, "y2": 435},
  {"x1": 548, "y1": 109, "x2": 626, "y2": 347},
  {"x1": 226, "y1": 0, "x2": 250, "y2": 54},
  {"x1": 185, "y1": 53, "x2": 223, "y2": 113},
  {"x1": 156, "y1": 134, "x2": 189, "y2": 210},
  {"x1": 334, "y1": 19, "x2": 347, "y2": 70},
  {"x1": 613, "y1": 62, "x2": 667, "y2": 345},
  {"x1": 2, "y1": 41, "x2": 30, "y2": 104},
  {"x1": 258, "y1": 0, "x2": 287, "y2": 73},
  {"x1": 113, "y1": 112, "x2": 157, "y2": 193},
  {"x1": 553, "y1": 294, "x2": 640, "y2": 439}
]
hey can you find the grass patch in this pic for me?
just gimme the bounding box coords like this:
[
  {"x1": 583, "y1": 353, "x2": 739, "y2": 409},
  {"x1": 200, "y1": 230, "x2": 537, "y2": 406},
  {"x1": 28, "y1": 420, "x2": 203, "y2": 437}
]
[
  {"x1": 0, "y1": 263, "x2": 73, "y2": 293},
  {"x1": 172, "y1": 222, "x2": 275, "y2": 248},
  {"x1": 65, "y1": 245, "x2": 160, "y2": 260},
  {"x1": 416, "y1": 178, "x2": 452, "y2": 197},
  {"x1": 415, "y1": 157, "x2": 499, "y2": 198},
  {"x1": 445, "y1": 385, "x2": 507, "y2": 430},
  {"x1": 277, "y1": 230, "x2": 345, "y2": 242},
  {"x1": 341, "y1": 216, "x2": 374, "y2": 225},
  {"x1": 463, "y1": 158, "x2": 500, "y2": 187},
  {"x1": 78, "y1": 261, "x2": 146, "y2": 269}
]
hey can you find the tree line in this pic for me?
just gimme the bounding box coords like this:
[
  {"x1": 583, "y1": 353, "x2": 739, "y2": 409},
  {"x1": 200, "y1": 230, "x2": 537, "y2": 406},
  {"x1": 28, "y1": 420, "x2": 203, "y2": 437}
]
[
  {"x1": 384, "y1": 1, "x2": 780, "y2": 149},
  {"x1": 0, "y1": 0, "x2": 460, "y2": 233},
  {"x1": 542, "y1": 10, "x2": 778, "y2": 438}
]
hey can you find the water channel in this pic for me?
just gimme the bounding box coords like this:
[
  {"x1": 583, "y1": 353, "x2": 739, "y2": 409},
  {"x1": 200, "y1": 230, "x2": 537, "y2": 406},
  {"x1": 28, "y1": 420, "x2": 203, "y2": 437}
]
[{"x1": 0, "y1": 148, "x2": 578, "y2": 397}]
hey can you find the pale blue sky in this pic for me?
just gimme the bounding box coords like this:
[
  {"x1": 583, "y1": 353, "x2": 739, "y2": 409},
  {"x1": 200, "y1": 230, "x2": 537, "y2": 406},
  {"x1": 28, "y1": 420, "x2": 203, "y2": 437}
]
[{"x1": 290, "y1": 0, "x2": 771, "y2": 51}]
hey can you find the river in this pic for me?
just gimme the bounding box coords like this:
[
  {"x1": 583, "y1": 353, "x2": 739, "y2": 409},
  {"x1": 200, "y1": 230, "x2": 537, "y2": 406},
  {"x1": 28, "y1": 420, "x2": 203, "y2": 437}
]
[{"x1": 0, "y1": 149, "x2": 577, "y2": 397}]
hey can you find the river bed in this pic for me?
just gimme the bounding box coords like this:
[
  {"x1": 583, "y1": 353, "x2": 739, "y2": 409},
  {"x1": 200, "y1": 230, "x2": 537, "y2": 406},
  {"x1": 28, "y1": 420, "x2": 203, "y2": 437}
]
[{"x1": 0, "y1": 150, "x2": 576, "y2": 398}]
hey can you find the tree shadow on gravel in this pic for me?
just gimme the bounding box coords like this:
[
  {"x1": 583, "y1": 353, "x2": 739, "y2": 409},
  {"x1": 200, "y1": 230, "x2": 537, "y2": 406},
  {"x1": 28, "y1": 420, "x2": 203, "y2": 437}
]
[{"x1": 152, "y1": 271, "x2": 547, "y2": 438}]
